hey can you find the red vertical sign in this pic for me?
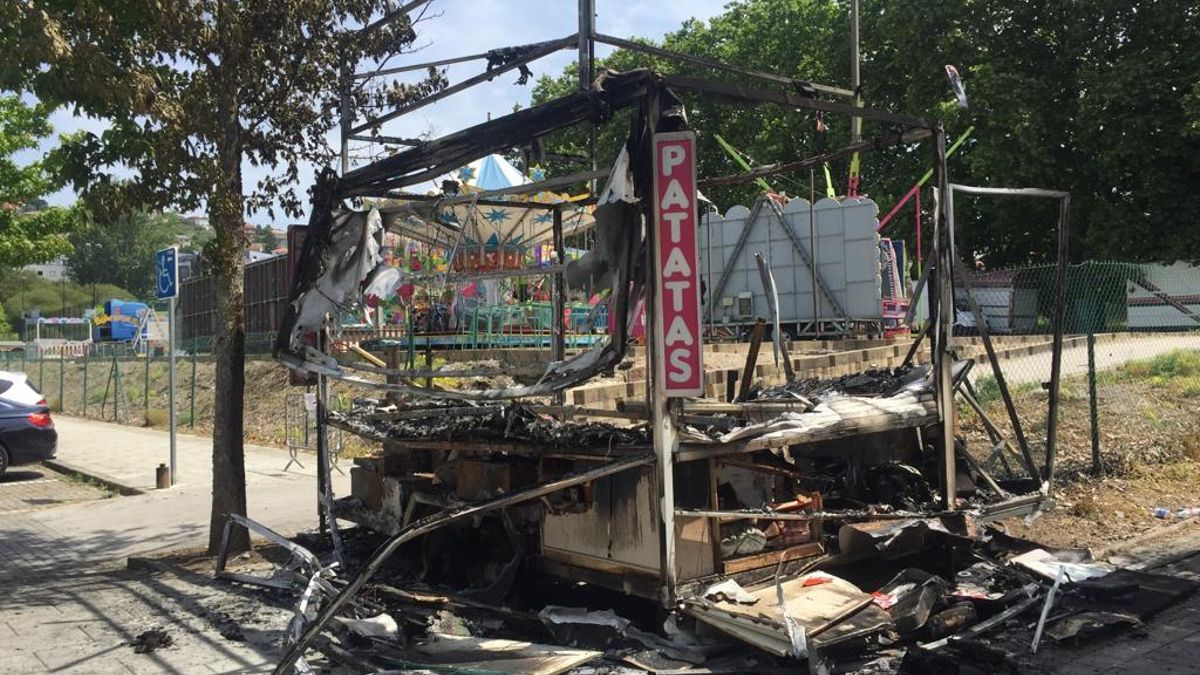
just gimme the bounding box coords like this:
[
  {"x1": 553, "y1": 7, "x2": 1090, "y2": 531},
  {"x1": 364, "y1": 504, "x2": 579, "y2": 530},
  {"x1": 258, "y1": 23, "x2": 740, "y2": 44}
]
[{"x1": 652, "y1": 132, "x2": 704, "y2": 397}]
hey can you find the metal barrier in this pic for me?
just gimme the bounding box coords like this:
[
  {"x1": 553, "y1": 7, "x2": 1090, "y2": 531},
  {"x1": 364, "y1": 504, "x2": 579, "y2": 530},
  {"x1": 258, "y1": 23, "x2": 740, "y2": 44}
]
[{"x1": 284, "y1": 392, "x2": 343, "y2": 474}]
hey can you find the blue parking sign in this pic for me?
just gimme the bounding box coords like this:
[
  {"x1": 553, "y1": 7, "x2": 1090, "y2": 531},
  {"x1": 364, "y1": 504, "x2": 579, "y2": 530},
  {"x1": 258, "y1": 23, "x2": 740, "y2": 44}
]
[{"x1": 156, "y1": 247, "x2": 178, "y2": 299}]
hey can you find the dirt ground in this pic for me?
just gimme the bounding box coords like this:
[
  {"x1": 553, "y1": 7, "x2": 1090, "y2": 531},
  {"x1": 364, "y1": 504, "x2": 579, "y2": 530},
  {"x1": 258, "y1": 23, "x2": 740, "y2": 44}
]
[{"x1": 966, "y1": 353, "x2": 1200, "y2": 550}]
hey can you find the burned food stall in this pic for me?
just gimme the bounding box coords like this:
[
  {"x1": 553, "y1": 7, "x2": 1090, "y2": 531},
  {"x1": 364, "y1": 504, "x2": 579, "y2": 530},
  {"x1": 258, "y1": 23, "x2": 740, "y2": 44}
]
[{"x1": 266, "y1": 64, "x2": 1076, "y2": 674}]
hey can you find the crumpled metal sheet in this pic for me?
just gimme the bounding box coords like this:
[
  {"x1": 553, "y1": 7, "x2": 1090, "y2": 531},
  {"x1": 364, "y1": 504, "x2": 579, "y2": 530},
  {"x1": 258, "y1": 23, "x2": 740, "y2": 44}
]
[
  {"x1": 753, "y1": 365, "x2": 928, "y2": 404},
  {"x1": 284, "y1": 207, "x2": 382, "y2": 352},
  {"x1": 331, "y1": 402, "x2": 649, "y2": 448}
]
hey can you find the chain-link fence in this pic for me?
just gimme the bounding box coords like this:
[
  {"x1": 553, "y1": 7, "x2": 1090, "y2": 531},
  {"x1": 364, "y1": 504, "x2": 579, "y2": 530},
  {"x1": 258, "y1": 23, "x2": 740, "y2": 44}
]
[
  {"x1": 3, "y1": 332, "x2": 278, "y2": 429},
  {"x1": 955, "y1": 260, "x2": 1200, "y2": 484}
]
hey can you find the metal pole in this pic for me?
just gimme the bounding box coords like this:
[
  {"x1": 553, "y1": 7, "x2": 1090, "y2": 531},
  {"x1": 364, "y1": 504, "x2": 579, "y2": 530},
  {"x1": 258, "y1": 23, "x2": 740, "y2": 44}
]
[
  {"x1": 168, "y1": 295, "x2": 177, "y2": 484},
  {"x1": 81, "y1": 346, "x2": 88, "y2": 416},
  {"x1": 644, "y1": 92, "x2": 678, "y2": 608},
  {"x1": 578, "y1": 0, "x2": 597, "y2": 194},
  {"x1": 1088, "y1": 332, "x2": 1100, "y2": 475},
  {"x1": 933, "y1": 127, "x2": 956, "y2": 508},
  {"x1": 1044, "y1": 195, "x2": 1072, "y2": 493},
  {"x1": 144, "y1": 340, "x2": 151, "y2": 417},
  {"x1": 340, "y1": 64, "x2": 351, "y2": 175},
  {"x1": 849, "y1": 0, "x2": 862, "y2": 143},
  {"x1": 59, "y1": 352, "x2": 64, "y2": 412},
  {"x1": 190, "y1": 340, "x2": 197, "y2": 427},
  {"x1": 810, "y1": 168, "x2": 818, "y2": 335},
  {"x1": 551, "y1": 207, "x2": 566, "y2": 408}
]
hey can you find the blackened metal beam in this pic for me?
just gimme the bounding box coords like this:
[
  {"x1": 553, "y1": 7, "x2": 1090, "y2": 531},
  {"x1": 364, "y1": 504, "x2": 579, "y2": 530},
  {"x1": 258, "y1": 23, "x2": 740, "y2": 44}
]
[
  {"x1": 951, "y1": 256, "x2": 1041, "y2": 480},
  {"x1": 272, "y1": 452, "x2": 655, "y2": 674},
  {"x1": 359, "y1": 0, "x2": 433, "y2": 37},
  {"x1": 437, "y1": 169, "x2": 607, "y2": 204},
  {"x1": 354, "y1": 51, "x2": 489, "y2": 80},
  {"x1": 595, "y1": 33, "x2": 855, "y2": 99},
  {"x1": 346, "y1": 133, "x2": 426, "y2": 146},
  {"x1": 661, "y1": 74, "x2": 934, "y2": 128},
  {"x1": 1044, "y1": 194, "x2": 1071, "y2": 494},
  {"x1": 932, "y1": 127, "x2": 957, "y2": 509},
  {"x1": 698, "y1": 128, "x2": 932, "y2": 188},
  {"x1": 349, "y1": 34, "x2": 577, "y2": 135},
  {"x1": 552, "y1": 207, "x2": 566, "y2": 408}
]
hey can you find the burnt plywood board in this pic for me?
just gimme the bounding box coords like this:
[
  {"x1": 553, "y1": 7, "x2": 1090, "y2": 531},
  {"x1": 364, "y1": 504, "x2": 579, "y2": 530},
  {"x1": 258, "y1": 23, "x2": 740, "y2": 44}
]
[
  {"x1": 542, "y1": 465, "x2": 661, "y2": 572},
  {"x1": 541, "y1": 467, "x2": 717, "y2": 581},
  {"x1": 411, "y1": 634, "x2": 600, "y2": 675},
  {"x1": 683, "y1": 573, "x2": 872, "y2": 657}
]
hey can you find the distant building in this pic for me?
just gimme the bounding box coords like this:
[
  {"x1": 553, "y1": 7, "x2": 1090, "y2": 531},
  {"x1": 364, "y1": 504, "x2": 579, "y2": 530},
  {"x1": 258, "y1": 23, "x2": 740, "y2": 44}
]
[
  {"x1": 182, "y1": 215, "x2": 209, "y2": 229},
  {"x1": 245, "y1": 250, "x2": 277, "y2": 264},
  {"x1": 22, "y1": 256, "x2": 68, "y2": 281},
  {"x1": 178, "y1": 251, "x2": 200, "y2": 280}
]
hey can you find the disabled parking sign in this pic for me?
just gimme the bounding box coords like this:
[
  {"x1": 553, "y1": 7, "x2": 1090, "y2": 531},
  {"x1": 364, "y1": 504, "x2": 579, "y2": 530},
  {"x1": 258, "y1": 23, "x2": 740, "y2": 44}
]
[{"x1": 156, "y1": 247, "x2": 178, "y2": 299}]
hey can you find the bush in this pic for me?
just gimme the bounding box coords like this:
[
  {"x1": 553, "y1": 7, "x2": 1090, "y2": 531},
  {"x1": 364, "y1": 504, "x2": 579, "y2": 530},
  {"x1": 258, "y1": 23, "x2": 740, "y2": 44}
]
[{"x1": 144, "y1": 408, "x2": 168, "y2": 427}]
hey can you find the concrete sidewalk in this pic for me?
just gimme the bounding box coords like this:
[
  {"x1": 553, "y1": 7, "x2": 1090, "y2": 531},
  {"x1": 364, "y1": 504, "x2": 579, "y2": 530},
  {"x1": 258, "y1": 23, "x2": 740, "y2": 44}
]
[{"x1": 13, "y1": 416, "x2": 350, "y2": 565}]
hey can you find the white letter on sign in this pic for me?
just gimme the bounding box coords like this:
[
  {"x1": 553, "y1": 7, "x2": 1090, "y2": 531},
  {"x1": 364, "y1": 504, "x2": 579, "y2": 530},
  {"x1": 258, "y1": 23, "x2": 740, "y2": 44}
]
[
  {"x1": 660, "y1": 178, "x2": 690, "y2": 210},
  {"x1": 664, "y1": 280, "x2": 689, "y2": 311},
  {"x1": 668, "y1": 349, "x2": 694, "y2": 383},
  {"x1": 662, "y1": 247, "x2": 692, "y2": 278},
  {"x1": 665, "y1": 315, "x2": 695, "y2": 346},
  {"x1": 660, "y1": 145, "x2": 686, "y2": 176},
  {"x1": 662, "y1": 212, "x2": 688, "y2": 242}
]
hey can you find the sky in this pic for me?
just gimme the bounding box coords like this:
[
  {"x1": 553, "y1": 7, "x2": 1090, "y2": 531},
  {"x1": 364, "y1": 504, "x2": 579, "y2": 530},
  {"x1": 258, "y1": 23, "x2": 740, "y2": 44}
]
[{"x1": 26, "y1": 0, "x2": 731, "y2": 225}]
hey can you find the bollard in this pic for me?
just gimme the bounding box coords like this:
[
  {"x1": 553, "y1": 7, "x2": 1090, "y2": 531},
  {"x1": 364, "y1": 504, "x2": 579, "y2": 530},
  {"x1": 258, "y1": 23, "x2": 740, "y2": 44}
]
[{"x1": 156, "y1": 463, "x2": 171, "y2": 489}]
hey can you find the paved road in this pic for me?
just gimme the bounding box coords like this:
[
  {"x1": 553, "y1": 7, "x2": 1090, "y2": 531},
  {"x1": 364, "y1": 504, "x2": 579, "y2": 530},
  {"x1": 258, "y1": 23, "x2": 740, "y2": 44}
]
[
  {"x1": 0, "y1": 417, "x2": 349, "y2": 673},
  {"x1": 971, "y1": 333, "x2": 1200, "y2": 386},
  {"x1": 0, "y1": 467, "x2": 108, "y2": 515}
]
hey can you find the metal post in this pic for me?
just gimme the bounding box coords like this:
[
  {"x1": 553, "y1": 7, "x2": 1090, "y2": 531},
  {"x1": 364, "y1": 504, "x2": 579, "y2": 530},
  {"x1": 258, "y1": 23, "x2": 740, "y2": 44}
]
[
  {"x1": 340, "y1": 64, "x2": 351, "y2": 175},
  {"x1": 1088, "y1": 332, "x2": 1100, "y2": 475},
  {"x1": 190, "y1": 341, "x2": 197, "y2": 427},
  {"x1": 316, "y1": 331, "x2": 330, "y2": 535},
  {"x1": 38, "y1": 353, "x2": 44, "y2": 391},
  {"x1": 81, "y1": 347, "x2": 89, "y2": 416},
  {"x1": 144, "y1": 342, "x2": 151, "y2": 417},
  {"x1": 1044, "y1": 195, "x2": 1071, "y2": 492},
  {"x1": 849, "y1": 0, "x2": 862, "y2": 143},
  {"x1": 168, "y1": 295, "x2": 177, "y2": 484},
  {"x1": 59, "y1": 352, "x2": 64, "y2": 412},
  {"x1": 809, "y1": 168, "x2": 818, "y2": 334},
  {"x1": 932, "y1": 127, "x2": 956, "y2": 508},
  {"x1": 578, "y1": 0, "x2": 597, "y2": 193},
  {"x1": 551, "y1": 207, "x2": 566, "y2": 408},
  {"x1": 112, "y1": 351, "x2": 121, "y2": 420}
]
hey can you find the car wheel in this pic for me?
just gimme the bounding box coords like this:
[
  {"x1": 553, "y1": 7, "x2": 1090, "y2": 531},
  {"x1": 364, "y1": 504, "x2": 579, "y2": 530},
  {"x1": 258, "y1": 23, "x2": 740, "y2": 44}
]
[{"x1": 0, "y1": 443, "x2": 8, "y2": 477}]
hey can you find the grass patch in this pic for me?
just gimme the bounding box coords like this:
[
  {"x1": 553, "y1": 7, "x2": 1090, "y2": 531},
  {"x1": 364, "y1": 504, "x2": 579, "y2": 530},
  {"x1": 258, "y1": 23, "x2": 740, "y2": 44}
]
[
  {"x1": 974, "y1": 375, "x2": 1039, "y2": 406},
  {"x1": 58, "y1": 470, "x2": 117, "y2": 497},
  {"x1": 1124, "y1": 349, "x2": 1200, "y2": 381}
]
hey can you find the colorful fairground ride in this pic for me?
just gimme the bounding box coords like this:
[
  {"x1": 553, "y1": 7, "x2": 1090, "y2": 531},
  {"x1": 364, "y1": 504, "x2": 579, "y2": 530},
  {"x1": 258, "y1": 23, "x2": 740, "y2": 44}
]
[{"x1": 345, "y1": 154, "x2": 609, "y2": 349}]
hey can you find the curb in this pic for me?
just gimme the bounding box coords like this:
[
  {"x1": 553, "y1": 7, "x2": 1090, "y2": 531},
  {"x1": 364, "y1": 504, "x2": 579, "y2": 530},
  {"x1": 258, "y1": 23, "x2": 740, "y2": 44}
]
[{"x1": 42, "y1": 458, "x2": 146, "y2": 496}]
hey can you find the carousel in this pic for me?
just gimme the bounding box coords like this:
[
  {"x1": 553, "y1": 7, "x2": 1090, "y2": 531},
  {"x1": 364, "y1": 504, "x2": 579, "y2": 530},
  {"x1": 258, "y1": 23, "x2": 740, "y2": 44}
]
[{"x1": 351, "y1": 154, "x2": 608, "y2": 348}]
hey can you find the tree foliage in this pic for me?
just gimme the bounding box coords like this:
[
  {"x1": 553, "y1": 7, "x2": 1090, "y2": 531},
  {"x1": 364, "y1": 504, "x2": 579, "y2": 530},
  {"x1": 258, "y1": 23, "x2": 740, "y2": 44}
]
[
  {"x1": 0, "y1": 270, "x2": 133, "y2": 334},
  {"x1": 0, "y1": 95, "x2": 76, "y2": 268},
  {"x1": 531, "y1": 0, "x2": 1200, "y2": 267},
  {"x1": 2, "y1": 0, "x2": 443, "y2": 552},
  {"x1": 66, "y1": 210, "x2": 174, "y2": 298}
]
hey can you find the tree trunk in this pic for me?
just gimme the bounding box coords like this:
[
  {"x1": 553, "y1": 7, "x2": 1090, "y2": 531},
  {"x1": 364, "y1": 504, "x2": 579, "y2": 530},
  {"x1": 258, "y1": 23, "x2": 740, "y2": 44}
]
[{"x1": 207, "y1": 72, "x2": 250, "y2": 555}]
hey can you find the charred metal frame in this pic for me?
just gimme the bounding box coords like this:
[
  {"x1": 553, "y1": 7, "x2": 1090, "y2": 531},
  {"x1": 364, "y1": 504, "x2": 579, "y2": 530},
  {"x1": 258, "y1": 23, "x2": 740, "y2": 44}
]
[
  {"x1": 272, "y1": 4, "x2": 1067, "y2": 670},
  {"x1": 946, "y1": 184, "x2": 1071, "y2": 495}
]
